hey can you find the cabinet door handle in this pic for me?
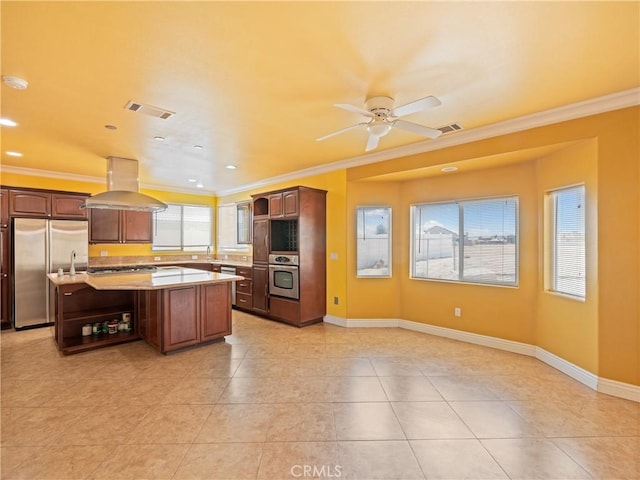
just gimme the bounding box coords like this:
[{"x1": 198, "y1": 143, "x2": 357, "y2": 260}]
[{"x1": 64, "y1": 292, "x2": 73, "y2": 296}]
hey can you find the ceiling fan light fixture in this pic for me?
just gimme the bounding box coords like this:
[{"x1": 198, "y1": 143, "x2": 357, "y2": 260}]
[{"x1": 367, "y1": 122, "x2": 392, "y2": 137}]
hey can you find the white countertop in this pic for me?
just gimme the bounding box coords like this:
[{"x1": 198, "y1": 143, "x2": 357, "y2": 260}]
[{"x1": 48, "y1": 267, "x2": 244, "y2": 290}]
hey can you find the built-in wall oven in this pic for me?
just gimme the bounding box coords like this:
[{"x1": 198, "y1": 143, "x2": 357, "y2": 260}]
[{"x1": 268, "y1": 254, "x2": 299, "y2": 300}]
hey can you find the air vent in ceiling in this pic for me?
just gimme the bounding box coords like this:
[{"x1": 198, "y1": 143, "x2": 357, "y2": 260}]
[
  {"x1": 438, "y1": 122, "x2": 463, "y2": 134},
  {"x1": 124, "y1": 100, "x2": 175, "y2": 120}
]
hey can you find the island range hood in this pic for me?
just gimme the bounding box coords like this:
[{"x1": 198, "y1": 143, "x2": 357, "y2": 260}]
[{"x1": 82, "y1": 157, "x2": 167, "y2": 212}]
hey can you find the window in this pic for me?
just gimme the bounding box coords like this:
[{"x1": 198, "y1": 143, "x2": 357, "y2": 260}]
[
  {"x1": 410, "y1": 196, "x2": 518, "y2": 286},
  {"x1": 217, "y1": 202, "x2": 251, "y2": 253},
  {"x1": 152, "y1": 203, "x2": 212, "y2": 251},
  {"x1": 356, "y1": 206, "x2": 392, "y2": 277},
  {"x1": 548, "y1": 185, "x2": 585, "y2": 298}
]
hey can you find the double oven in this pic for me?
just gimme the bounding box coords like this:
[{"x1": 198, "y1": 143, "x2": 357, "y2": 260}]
[{"x1": 268, "y1": 254, "x2": 299, "y2": 300}]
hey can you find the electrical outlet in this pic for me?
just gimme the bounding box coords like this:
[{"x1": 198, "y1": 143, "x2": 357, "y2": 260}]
[
  {"x1": 100, "y1": 250, "x2": 108, "y2": 257},
  {"x1": 334, "y1": 296, "x2": 339, "y2": 305},
  {"x1": 191, "y1": 255, "x2": 198, "y2": 260},
  {"x1": 154, "y1": 256, "x2": 161, "y2": 261},
  {"x1": 454, "y1": 307, "x2": 461, "y2": 317}
]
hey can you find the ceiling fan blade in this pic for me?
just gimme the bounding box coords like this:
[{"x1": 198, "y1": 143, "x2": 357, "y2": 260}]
[
  {"x1": 394, "y1": 119, "x2": 442, "y2": 139},
  {"x1": 316, "y1": 123, "x2": 366, "y2": 141},
  {"x1": 392, "y1": 96, "x2": 441, "y2": 117},
  {"x1": 335, "y1": 103, "x2": 375, "y2": 117},
  {"x1": 365, "y1": 132, "x2": 380, "y2": 152}
]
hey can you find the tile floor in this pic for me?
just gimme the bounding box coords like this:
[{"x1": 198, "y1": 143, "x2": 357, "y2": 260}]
[{"x1": 1, "y1": 310, "x2": 638, "y2": 479}]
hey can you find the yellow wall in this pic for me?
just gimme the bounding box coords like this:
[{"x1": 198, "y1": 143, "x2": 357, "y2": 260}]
[
  {"x1": 535, "y1": 140, "x2": 598, "y2": 373},
  {"x1": 346, "y1": 106, "x2": 639, "y2": 386}
]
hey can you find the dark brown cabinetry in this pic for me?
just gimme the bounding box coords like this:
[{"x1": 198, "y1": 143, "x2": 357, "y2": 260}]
[
  {"x1": 139, "y1": 283, "x2": 231, "y2": 353},
  {"x1": 252, "y1": 218, "x2": 269, "y2": 263},
  {"x1": 0, "y1": 189, "x2": 9, "y2": 329},
  {"x1": 252, "y1": 265, "x2": 268, "y2": 314},
  {"x1": 89, "y1": 209, "x2": 152, "y2": 244},
  {"x1": 250, "y1": 186, "x2": 326, "y2": 327},
  {"x1": 9, "y1": 189, "x2": 88, "y2": 219},
  {"x1": 235, "y1": 266, "x2": 253, "y2": 310},
  {"x1": 51, "y1": 283, "x2": 138, "y2": 354}
]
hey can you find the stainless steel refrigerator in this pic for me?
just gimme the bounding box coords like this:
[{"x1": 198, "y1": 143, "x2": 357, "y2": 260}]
[{"x1": 13, "y1": 218, "x2": 88, "y2": 329}]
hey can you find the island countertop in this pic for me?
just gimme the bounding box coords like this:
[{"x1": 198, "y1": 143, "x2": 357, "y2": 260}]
[{"x1": 47, "y1": 266, "x2": 244, "y2": 290}]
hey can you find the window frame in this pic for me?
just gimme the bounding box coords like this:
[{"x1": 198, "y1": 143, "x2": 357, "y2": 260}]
[
  {"x1": 410, "y1": 195, "x2": 519, "y2": 287},
  {"x1": 546, "y1": 184, "x2": 586, "y2": 300},
  {"x1": 356, "y1": 206, "x2": 392, "y2": 278},
  {"x1": 152, "y1": 203, "x2": 213, "y2": 252},
  {"x1": 217, "y1": 201, "x2": 252, "y2": 254}
]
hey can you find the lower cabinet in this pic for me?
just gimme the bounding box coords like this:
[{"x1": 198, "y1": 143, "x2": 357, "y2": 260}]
[
  {"x1": 139, "y1": 283, "x2": 231, "y2": 353},
  {"x1": 53, "y1": 283, "x2": 139, "y2": 354},
  {"x1": 268, "y1": 296, "x2": 300, "y2": 325},
  {"x1": 252, "y1": 265, "x2": 268, "y2": 314}
]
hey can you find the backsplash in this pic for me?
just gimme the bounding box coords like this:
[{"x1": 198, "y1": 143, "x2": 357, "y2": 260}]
[{"x1": 89, "y1": 254, "x2": 251, "y2": 267}]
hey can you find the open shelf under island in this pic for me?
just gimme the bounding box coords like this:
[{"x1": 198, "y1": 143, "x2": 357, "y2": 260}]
[{"x1": 48, "y1": 267, "x2": 243, "y2": 355}]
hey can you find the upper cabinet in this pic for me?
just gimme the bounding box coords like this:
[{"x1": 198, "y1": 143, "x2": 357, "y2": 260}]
[
  {"x1": 89, "y1": 209, "x2": 152, "y2": 244},
  {"x1": 8, "y1": 188, "x2": 88, "y2": 219},
  {"x1": 252, "y1": 188, "x2": 299, "y2": 219},
  {"x1": 0, "y1": 188, "x2": 8, "y2": 227}
]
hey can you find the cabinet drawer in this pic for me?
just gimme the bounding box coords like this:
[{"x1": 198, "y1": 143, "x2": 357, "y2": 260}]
[
  {"x1": 236, "y1": 279, "x2": 252, "y2": 294},
  {"x1": 236, "y1": 292, "x2": 253, "y2": 309},
  {"x1": 236, "y1": 267, "x2": 252, "y2": 278},
  {"x1": 269, "y1": 296, "x2": 300, "y2": 323}
]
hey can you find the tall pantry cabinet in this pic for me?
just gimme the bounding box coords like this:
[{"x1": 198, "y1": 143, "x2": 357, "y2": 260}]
[{"x1": 250, "y1": 186, "x2": 327, "y2": 327}]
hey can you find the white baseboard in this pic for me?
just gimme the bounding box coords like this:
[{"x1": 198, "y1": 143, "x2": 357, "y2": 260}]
[
  {"x1": 324, "y1": 315, "x2": 639, "y2": 403},
  {"x1": 534, "y1": 347, "x2": 599, "y2": 390},
  {"x1": 598, "y1": 377, "x2": 640, "y2": 402}
]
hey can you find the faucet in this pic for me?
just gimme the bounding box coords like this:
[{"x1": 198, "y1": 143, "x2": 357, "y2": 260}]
[
  {"x1": 70, "y1": 250, "x2": 76, "y2": 276},
  {"x1": 206, "y1": 246, "x2": 211, "y2": 257}
]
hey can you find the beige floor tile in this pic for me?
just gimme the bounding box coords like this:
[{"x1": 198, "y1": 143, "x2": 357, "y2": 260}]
[
  {"x1": 330, "y1": 376, "x2": 388, "y2": 402},
  {"x1": 217, "y1": 376, "x2": 282, "y2": 403},
  {"x1": 337, "y1": 440, "x2": 425, "y2": 479},
  {"x1": 257, "y1": 441, "x2": 340, "y2": 480},
  {"x1": 54, "y1": 405, "x2": 149, "y2": 445},
  {"x1": 392, "y1": 402, "x2": 474, "y2": 439},
  {"x1": 2, "y1": 445, "x2": 114, "y2": 480},
  {"x1": 507, "y1": 399, "x2": 604, "y2": 437},
  {"x1": 0, "y1": 446, "x2": 44, "y2": 478},
  {"x1": 553, "y1": 436, "x2": 640, "y2": 480},
  {"x1": 126, "y1": 404, "x2": 213, "y2": 444},
  {"x1": 277, "y1": 376, "x2": 335, "y2": 403},
  {"x1": 411, "y1": 439, "x2": 508, "y2": 479},
  {"x1": 161, "y1": 377, "x2": 230, "y2": 404},
  {"x1": 1, "y1": 407, "x2": 80, "y2": 446},
  {"x1": 0, "y1": 378, "x2": 72, "y2": 407},
  {"x1": 189, "y1": 357, "x2": 243, "y2": 377},
  {"x1": 482, "y1": 438, "x2": 592, "y2": 479},
  {"x1": 333, "y1": 402, "x2": 405, "y2": 440},
  {"x1": 450, "y1": 401, "x2": 542, "y2": 439},
  {"x1": 173, "y1": 442, "x2": 263, "y2": 480},
  {"x1": 286, "y1": 343, "x2": 327, "y2": 357},
  {"x1": 371, "y1": 357, "x2": 425, "y2": 376},
  {"x1": 195, "y1": 403, "x2": 273, "y2": 443},
  {"x1": 323, "y1": 357, "x2": 376, "y2": 376},
  {"x1": 427, "y1": 376, "x2": 501, "y2": 401},
  {"x1": 266, "y1": 403, "x2": 336, "y2": 441},
  {"x1": 88, "y1": 443, "x2": 190, "y2": 480},
  {"x1": 234, "y1": 357, "x2": 284, "y2": 377},
  {"x1": 379, "y1": 376, "x2": 443, "y2": 401}
]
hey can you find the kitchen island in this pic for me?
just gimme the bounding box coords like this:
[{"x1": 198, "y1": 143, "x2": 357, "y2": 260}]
[{"x1": 48, "y1": 267, "x2": 243, "y2": 354}]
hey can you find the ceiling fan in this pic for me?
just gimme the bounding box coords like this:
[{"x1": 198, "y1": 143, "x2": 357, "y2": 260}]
[{"x1": 317, "y1": 95, "x2": 443, "y2": 152}]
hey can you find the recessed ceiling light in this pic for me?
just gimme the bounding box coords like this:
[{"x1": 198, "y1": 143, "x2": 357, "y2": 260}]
[
  {"x1": 104, "y1": 124, "x2": 118, "y2": 130},
  {"x1": 188, "y1": 178, "x2": 197, "y2": 183},
  {"x1": 441, "y1": 166, "x2": 458, "y2": 172},
  {"x1": 2, "y1": 75, "x2": 28, "y2": 90},
  {"x1": 0, "y1": 118, "x2": 18, "y2": 127},
  {"x1": 193, "y1": 145, "x2": 203, "y2": 150},
  {"x1": 154, "y1": 136, "x2": 165, "y2": 142},
  {"x1": 225, "y1": 164, "x2": 237, "y2": 170},
  {"x1": 6, "y1": 151, "x2": 23, "y2": 157},
  {"x1": 196, "y1": 182, "x2": 204, "y2": 189}
]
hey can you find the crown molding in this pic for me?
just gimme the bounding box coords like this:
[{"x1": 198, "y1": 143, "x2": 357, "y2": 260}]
[{"x1": 216, "y1": 87, "x2": 640, "y2": 196}]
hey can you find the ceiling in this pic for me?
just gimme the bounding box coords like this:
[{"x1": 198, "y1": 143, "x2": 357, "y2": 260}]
[{"x1": 1, "y1": 1, "x2": 638, "y2": 195}]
